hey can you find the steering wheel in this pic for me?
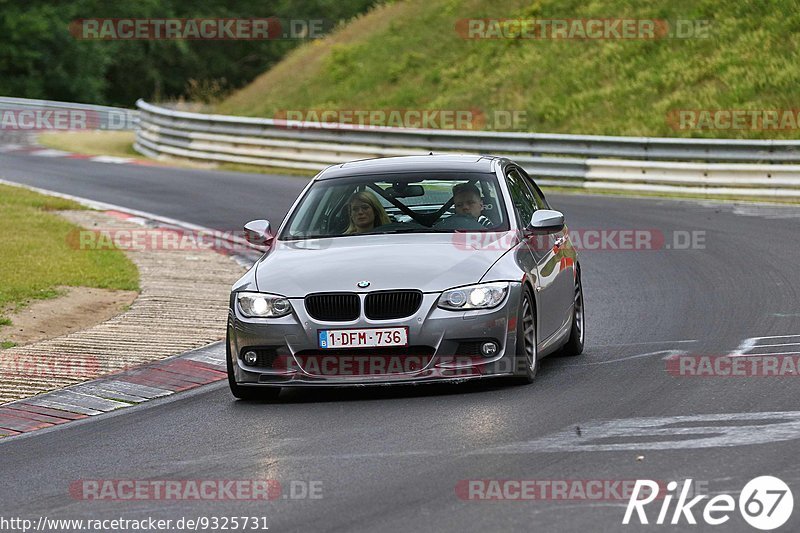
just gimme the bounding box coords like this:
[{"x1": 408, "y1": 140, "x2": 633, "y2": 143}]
[{"x1": 433, "y1": 213, "x2": 486, "y2": 230}]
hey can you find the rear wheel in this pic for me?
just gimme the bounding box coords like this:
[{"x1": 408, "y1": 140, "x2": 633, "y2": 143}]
[
  {"x1": 514, "y1": 287, "x2": 538, "y2": 384},
  {"x1": 226, "y1": 332, "x2": 281, "y2": 401},
  {"x1": 559, "y1": 271, "x2": 585, "y2": 357}
]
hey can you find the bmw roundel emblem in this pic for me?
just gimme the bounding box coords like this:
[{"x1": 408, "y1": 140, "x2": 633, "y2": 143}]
[{"x1": 357, "y1": 280, "x2": 370, "y2": 288}]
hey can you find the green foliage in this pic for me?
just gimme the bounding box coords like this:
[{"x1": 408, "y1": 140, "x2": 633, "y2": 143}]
[
  {"x1": 0, "y1": 0, "x2": 378, "y2": 106},
  {"x1": 0, "y1": 0, "x2": 110, "y2": 102}
]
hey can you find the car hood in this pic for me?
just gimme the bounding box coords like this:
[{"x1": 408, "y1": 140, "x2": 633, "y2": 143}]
[{"x1": 254, "y1": 232, "x2": 515, "y2": 296}]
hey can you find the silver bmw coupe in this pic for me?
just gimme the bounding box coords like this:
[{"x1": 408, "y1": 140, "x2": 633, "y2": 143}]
[{"x1": 227, "y1": 155, "x2": 584, "y2": 399}]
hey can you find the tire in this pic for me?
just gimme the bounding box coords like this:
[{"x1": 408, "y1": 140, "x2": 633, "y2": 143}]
[
  {"x1": 559, "y1": 270, "x2": 585, "y2": 357},
  {"x1": 226, "y1": 332, "x2": 281, "y2": 401},
  {"x1": 513, "y1": 286, "x2": 538, "y2": 384}
]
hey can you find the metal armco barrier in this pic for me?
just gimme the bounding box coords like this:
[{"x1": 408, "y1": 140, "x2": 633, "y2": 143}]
[
  {"x1": 134, "y1": 99, "x2": 800, "y2": 197},
  {"x1": 0, "y1": 96, "x2": 138, "y2": 131}
]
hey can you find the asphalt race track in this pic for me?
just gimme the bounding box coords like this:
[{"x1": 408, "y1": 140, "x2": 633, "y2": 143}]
[{"x1": 1, "y1": 153, "x2": 799, "y2": 532}]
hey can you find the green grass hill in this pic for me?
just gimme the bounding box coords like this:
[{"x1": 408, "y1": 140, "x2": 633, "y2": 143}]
[{"x1": 217, "y1": 0, "x2": 800, "y2": 139}]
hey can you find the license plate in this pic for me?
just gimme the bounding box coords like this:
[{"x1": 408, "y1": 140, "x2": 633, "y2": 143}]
[{"x1": 318, "y1": 327, "x2": 408, "y2": 349}]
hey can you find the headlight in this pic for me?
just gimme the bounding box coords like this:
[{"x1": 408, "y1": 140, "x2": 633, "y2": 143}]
[
  {"x1": 438, "y1": 282, "x2": 509, "y2": 310},
  {"x1": 236, "y1": 292, "x2": 292, "y2": 318}
]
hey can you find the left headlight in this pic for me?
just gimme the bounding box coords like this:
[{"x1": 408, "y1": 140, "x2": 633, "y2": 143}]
[
  {"x1": 236, "y1": 292, "x2": 292, "y2": 318},
  {"x1": 437, "y1": 282, "x2": 509, "y2": 310}
]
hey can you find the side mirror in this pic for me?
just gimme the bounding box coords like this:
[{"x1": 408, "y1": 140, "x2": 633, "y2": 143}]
[
  {"x1": 527, "y1": 210, "x2": 565, "y2": 234},
  {"x1": 243, "y1": 219, "x2": 272, "y2": 246}
]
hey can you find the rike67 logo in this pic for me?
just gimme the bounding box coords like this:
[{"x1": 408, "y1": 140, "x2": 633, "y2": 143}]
[{"x1": 624, "y1": 477, "x2": 793, "y2": 530}]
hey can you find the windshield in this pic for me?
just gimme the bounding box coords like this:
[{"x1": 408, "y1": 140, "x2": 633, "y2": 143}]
[{"x1": 280, "y1": 172, "x2": 509, "y2": 240}]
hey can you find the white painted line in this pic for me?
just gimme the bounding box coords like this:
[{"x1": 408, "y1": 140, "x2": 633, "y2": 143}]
[
  {"x1": 99, "y1": 380, "x2": 173, "y2": 398},
  {"x1": 0, "y1": 144, "x2": 22, "y2": 152},
  {"x1": 747, "y1": 351, "x2": 800, "y2": 356},
  {"x1": 70, "y1": 384, "x2": 146, "y2": 404},
  {"x1": 589, "y1": 340, "x2": 697, "y2": 348},
  {"x1": 90, "y1": 155, "x2": 134, "y2": 164},
  {"x1": 29, "y1": 149, "x2": 72, "y2": 157},
  {"x1": 183, "y1": 353, "x2": 226, "y2": 367},
  {"x1": 479, "y1": 411, "x2": 800, "y2": 453},
  {"x1": 729, "y1": 336, "x2": 758, "y2": 356},
  {"x1": 46, "y1": 390, "x2": 129, "y2": 412},
  {"x1": 730, "y1": 334, "x2": 800, "y2": 356},
  {"x1": 751, "y1": 342, "x2": 800, "y2": 348},
  {"x1": 752, "y1": 334, "x2": 800, "y2": 342},
  {"x1": 725, "y1": 351, "x2": 800, "y2": 357},
  {"x1": 23, "y1": 397, "x2": 103, "y2": 416},
  {"x1": 562, "y1": 350, "x2": 685, "y2": 367}
]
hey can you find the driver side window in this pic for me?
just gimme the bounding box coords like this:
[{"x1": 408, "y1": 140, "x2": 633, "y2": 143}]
[{"x1": 505, "y1": 168, "x2": 537, "y2": 227}]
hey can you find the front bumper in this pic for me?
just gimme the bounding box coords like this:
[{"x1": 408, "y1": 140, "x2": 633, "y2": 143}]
[{"x1": 227, "y1": 283, "x2": 524, "y2": 387}]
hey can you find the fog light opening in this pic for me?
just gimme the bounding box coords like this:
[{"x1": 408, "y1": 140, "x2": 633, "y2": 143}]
[
  {"x1": 481, "y1": 342, "x2": 498, "y2": 357},
  {"x1": 243, "y1": 351, "x2": 258, "y2": 365}
]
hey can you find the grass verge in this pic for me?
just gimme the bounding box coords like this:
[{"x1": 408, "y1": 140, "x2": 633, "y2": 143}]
[
  {"x1": 38, "y1": 131, "x2": 139, "y2": 158},
  {"x1": 0, "y1": 183, "x2": 140, "y2": 339},
  {"x1": 37, "y1": 131, "x2": 317, "y2": 178}
]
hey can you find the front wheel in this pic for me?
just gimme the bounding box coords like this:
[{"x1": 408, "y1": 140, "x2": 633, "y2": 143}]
[
  {"x1": 513, "y1": 287, "x2": 538, "y2": 384},
  {"x1": 559, "y1": 271, "x2": 585, "y2": 357},
  {"x1": 226, "y1": 332, "x2": 281, "y2": 401}
]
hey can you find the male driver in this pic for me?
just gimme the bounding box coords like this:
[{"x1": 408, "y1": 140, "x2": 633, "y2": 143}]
[{"x1": 452, "y1": 183, "x2": 492, "y2": 227}]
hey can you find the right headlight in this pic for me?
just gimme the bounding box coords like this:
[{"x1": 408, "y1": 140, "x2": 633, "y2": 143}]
[
  {"x1": 236, "y1": 292, "x2": 292, "y2": 318},
  {"x1": 437, "y1": 282, "x2": 509, "y2": 310}
]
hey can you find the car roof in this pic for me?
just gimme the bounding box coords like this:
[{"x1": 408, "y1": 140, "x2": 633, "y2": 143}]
[{"x1": 315, "y1": 154, "x2": 504, "y2": 180}]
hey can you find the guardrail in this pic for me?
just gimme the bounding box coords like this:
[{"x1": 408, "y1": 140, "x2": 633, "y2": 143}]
[
  {"x1": 135, "y1": 99, "x2": 800, "y2": 197},
  {"x1": 0, "y1": 96, "x2": 138, "y2": 131}
]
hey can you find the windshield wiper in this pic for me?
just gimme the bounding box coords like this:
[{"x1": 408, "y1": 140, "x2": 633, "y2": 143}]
[{"x1": 282, "y1": 234, "x2": 331, "y2": 241}]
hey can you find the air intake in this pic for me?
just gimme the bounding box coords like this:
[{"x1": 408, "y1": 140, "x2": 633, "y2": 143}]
[
  {"x1": 365, "y1": 290, "x2": 423, "y2": 320},
  {"x1": 305, "y1": 293, "x2": 360, "y2": 321}
]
